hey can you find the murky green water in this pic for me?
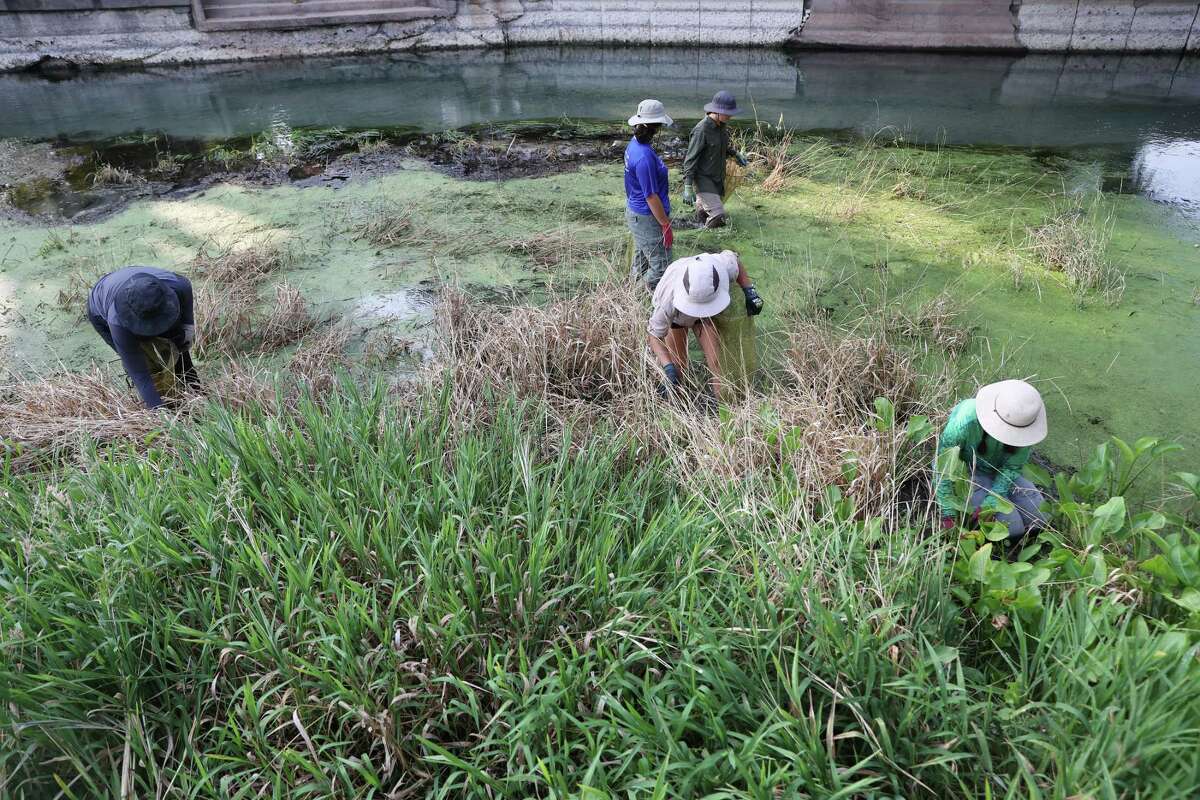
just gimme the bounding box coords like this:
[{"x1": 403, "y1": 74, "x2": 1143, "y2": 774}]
[{"x1": 2, "y1": 48, "x2": 1199, "y2": 219}]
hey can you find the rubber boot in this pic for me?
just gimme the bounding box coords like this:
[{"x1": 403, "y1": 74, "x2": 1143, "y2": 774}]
[{"x1": 705, "y1": 213, "x2": 727, "y2": 229}]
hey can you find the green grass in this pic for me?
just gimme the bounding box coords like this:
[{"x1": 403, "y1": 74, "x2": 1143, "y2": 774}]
[{"x1": 2, "y1": 382, "x2": 1198, "y2": 798}]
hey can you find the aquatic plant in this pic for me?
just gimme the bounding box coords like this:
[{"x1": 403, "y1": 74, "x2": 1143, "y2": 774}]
[
  {"x1": 347, "y1": 198, "x2": 427, "y2": 248},
  {"x1": 196, "y1": 281, "x2": 319, "y2": 359},
  {"x1": 87, "y1": 163, "x2": 143, "y2": 187},
  {"x1": 1026, "y1": 203, "x2": 1126, "y2": 304}
]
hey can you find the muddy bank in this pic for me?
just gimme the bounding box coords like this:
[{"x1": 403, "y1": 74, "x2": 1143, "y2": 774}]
[{"x1": 0, "y1": 119, "x2": 699, "y2": 224}]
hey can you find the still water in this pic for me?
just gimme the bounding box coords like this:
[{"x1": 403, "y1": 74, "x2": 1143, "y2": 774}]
[{"x1": 2, "y1": 47, "x2": 1198, "y2": 215}]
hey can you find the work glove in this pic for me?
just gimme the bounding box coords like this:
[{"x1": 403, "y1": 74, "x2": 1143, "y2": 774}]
[
  {"x1": 656, "y1": 362, "x2": 682, "y2": 399},
  {"x1": 182, "y1": 324, "x2": 196, "y2": 349},
  {"x1": 742, "y1": 285, "x2": 764, "y2": 316},
  {"x1": 734, "y1": 152, "x2": 749, "y2": 168},
  {"x1": 940, "y1": 516, "x2": 957, "y2": 531},
  {"x1": 661, "y1": 221, "x2": 674, "y2": 250},
  {"x1": 682, "y1": 182, "x2": 696, "y2": 206}
]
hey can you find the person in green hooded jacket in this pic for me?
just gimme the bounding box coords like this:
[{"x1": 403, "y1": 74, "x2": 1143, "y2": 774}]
[
  {"x1": 681, "y1": 91, "x2": 749, "y2": 229},
  {"x1": 935, "y1": 379, "x2": 1049, "y2": 540}
]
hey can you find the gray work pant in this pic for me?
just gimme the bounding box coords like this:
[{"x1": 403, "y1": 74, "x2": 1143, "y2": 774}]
[
  {"x1": 626, "y1": 208, "x2": 672, "y2": 290},
  {"x1": 968, "y1": 469, "x2": 1048, "y2": 541}
]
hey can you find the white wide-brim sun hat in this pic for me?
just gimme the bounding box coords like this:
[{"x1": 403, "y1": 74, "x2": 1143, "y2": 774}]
[
  {"x1": 975, "y1": 379, "x2": 1047, "y2": 447},
  {"x1": 673, "y1": 256, "x2": 731, "y2": 319},
  {"x1": 628, "y1": 98, "x2": 674, "y2": 127}
]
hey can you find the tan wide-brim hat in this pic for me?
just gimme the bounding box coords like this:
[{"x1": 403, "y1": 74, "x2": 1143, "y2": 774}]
[
  {"x1": 673, "y1": 255, "x2": 731, "y2": 319},
  {"x1": 976, "y1": 379, "x2": 1047, "y2": 447},
  {"x1": 628, "y1": 98, "x2": 674, "y2": 127}
]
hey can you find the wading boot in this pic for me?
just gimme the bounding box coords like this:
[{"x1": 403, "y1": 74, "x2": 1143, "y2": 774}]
[{"x1": 705, "y1": 213, "x2": 727, "y2": 229}]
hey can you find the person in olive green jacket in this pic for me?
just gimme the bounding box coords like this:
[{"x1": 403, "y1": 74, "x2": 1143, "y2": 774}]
[
  {"x1": 681, "y1": 91, "x2": 749, "y2": 229},
  {"x1": 934, "y1": 379, "x2": 1049, "y2": 540}
]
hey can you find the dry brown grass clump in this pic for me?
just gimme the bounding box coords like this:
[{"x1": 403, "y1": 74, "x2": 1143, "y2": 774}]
[
  {"x1": 349, "y1": 200, "x2": 429, "y2": 248},
  {"x1": 0, "y1": 370, "x2": 160, "y2": 472},
  {"x1": 885, "y1": 292, "x2": 972, "y2": 357},
  {"x1": 289, "y1": 325, "x2": 351, "y2": 392},
  {"x1": 89, "y1": 164, "x2": 143, "y2": 187},
  {"x1": 437, "y1": 273, "x2": 949, "y2": 519},
  {"x1": 192, "y1": 238, "x2": 295, "y2": 285},
  {"x1": 196, "y1": 282, "x2": 319, "y2": 358},
  {"x1": 755, "y1": 133, "x2": 838, "y2": 194},
  {"x1": 503, "y1": 228, "x2": 624, "y2": 270},
  {"x1": 785, "y1": 320, "x2": 924, "y2": 419},
  {"x1": 442, "y1": 277, "x2": 654, "y2": 412}
]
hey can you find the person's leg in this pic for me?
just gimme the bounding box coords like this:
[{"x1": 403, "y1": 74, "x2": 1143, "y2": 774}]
[
  {"x1": 644, "y1": 236, "x2": 672, "y2": 291},
  {"x1": 1009, "y1": 475, "x2": 1049, "y2": 533},
  {"x1": 629, "y1": 211, "x2": 671, "y2": 290},
  {"x1": 626, "y1": 210, "x2": 650, "y2": 282},
  {"x1": 697, "y1": 192, "x2": 727, "y2": 227},
  {"x1": 966, "y1": 470, "x2": 1027, "y2": 539},
  {"x1": 665, "y1": 327, "x2": 689, "y2": 368},
  {"x1": 694, "y1": 318, "x2": 723, "y2": 399}
]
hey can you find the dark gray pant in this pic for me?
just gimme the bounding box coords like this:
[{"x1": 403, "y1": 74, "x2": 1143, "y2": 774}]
[{"x1": 968, "y1": 469, "x2": 1048, "y2": 540}]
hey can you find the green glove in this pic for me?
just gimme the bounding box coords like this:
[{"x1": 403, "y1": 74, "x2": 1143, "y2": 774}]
[
  {"x1": 682, "y1": 182, "x2": 696, "y2": 206},
  {"x1": 734, "y1": 152, "x2": 749, "y2": 168}
]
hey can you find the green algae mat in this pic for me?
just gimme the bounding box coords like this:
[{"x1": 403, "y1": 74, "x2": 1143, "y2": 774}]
[{"x1": 1, "y1": 140, "x2": 1197, "y2": 471}]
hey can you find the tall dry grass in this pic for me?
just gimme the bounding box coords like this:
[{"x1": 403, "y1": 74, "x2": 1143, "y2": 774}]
[{"x1": 436, "y1": 272, "x2": 952, "y2": 518}]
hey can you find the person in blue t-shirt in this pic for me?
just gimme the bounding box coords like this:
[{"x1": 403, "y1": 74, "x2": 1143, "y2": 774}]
[{"x1": 624, "y1": 99, "x2": 674, "y2": 291}]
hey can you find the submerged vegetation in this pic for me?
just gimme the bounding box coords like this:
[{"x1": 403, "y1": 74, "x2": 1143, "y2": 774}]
[{"x1": 1, "y1": 118, "x2": 1198, "y2": 796}]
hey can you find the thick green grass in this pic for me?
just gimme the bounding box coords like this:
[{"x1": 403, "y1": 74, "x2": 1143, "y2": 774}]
[{"x1": 2, "y1": 384, "x2": 1198, "y2": 798}]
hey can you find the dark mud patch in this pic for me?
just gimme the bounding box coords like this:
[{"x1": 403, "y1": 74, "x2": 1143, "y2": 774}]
[{"x1": 0, "y1": 120, "x2": 696, "y2": 224}]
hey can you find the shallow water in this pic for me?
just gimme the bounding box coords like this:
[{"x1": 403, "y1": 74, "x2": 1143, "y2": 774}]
[{"x1": 2, "y1": 48, "x2": 1199, "y2": 217}]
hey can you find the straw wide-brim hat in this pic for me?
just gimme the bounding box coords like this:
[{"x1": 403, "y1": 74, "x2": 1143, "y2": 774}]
[
  {"x1": 975, "y1": 380, "x2": 1047, "y2": 447},
  {"x1": 673, "y1": 256, "x2": 732, "y2": 319},
  {"x1": 628, "y1": 98, "x2": 674, "y2": 127}
]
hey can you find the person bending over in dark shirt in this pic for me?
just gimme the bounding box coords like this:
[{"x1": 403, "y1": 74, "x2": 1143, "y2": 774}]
[{"x1": 87, "y1": 266, "x2": 200, "y2": 409}]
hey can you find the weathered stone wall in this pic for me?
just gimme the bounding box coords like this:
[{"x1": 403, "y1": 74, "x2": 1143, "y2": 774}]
[
  {"x1": 795, "y1": 0, "x2": 1200, "y2": 53},
  {"x1": 1, "y1": 0, "x2": 1198, "y2": 72}
]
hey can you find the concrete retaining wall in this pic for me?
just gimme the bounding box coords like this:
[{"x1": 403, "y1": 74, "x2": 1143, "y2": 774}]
[
  {"x1": 1, "y1": 0, "x2": 1198, "y2": 73},
  {"x1": 796, "y1": 0, "x2": 1200, "y2": 53}
]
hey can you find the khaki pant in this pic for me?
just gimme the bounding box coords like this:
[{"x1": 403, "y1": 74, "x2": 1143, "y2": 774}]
[{"x1": 697, "y1": 192, "x2": 726, "y2": 219}]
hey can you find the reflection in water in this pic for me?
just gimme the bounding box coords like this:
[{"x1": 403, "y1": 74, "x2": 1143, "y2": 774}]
[
  {"x1": 357, "y1": 288, "x2": 435, "y2": 320},
  {"x1": 2, "y1": 48, "x2": 1198, "y2": 218},
  {"x1": 2, "y1": 48, "x2": 1197, "y2": 147},
  {"x1": 1133, "y1": 137, "x2": 1200, "y2": 217}
]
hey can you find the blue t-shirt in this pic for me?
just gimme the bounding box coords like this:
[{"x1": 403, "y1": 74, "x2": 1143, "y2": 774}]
[{"x1": 624, "y1": 138, "x2": 671, "y2": 217}]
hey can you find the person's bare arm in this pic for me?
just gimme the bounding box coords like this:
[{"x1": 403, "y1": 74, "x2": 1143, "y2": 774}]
[
  {"x1": 734, "y1": 254, "x2": 751, "y2": 288},
  {"x1": 645, "y1": 194, "x2": 670, "y2": 227}
]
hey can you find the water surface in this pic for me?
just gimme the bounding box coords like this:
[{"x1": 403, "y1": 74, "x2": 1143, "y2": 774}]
[{"x1": 2, "y1": 47, "x2": 1198, "y2": 216}]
